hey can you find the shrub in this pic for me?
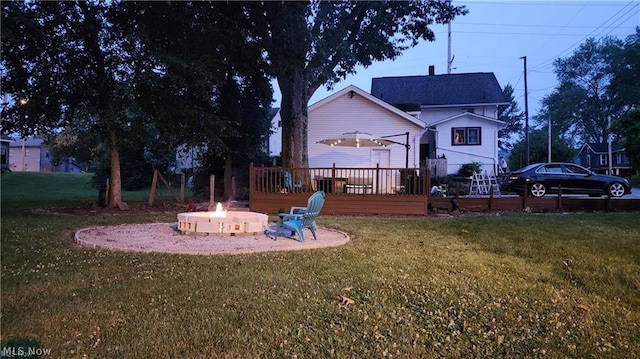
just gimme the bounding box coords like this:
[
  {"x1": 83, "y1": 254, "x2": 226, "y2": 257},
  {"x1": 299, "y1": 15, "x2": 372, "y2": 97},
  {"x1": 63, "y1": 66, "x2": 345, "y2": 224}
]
[{"x1": 457, "y1": 162, "x2": 482, "y2": 177}]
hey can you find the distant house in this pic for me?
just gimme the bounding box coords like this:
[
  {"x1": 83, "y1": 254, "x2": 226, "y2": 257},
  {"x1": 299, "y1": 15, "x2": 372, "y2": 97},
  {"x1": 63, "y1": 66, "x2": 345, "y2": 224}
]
[
  {"x1": 7, "y1": 137, "x2": 83, "y2": 172},
  {"x1": 576, "y1": 142, "x2": 634, "y2": 177},
  {"x1": 8, "y1": 137, "x2": 48, "y2": 172},
  {"x1": 370, "y1": 70, "x2": 509, "y2": 174}
]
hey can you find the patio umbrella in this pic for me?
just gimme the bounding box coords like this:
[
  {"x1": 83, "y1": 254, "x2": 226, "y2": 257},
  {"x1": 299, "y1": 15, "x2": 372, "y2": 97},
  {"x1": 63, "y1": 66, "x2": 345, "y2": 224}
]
[
  {"x1": 317, "y1": 131, "x2": 410, "y2": 168},
  {"x1": 317, "y1": 131, "x2": 397, "y2": 148}
]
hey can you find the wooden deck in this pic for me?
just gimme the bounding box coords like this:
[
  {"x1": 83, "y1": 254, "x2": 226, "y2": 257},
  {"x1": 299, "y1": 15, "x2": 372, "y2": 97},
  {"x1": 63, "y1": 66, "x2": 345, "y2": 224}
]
[{"x1": 249, "y1": 165, "x2": 640, "y2": 215}]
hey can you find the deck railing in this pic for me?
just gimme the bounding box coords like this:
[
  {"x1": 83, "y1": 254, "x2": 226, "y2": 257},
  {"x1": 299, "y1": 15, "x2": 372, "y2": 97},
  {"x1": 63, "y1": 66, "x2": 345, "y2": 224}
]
[{"x1": 250, "y1": 164, "x2": 430, "y2": 196}]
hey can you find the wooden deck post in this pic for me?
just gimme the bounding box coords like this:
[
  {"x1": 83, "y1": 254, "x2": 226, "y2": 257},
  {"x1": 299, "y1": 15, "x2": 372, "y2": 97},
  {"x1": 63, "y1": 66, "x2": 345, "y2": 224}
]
[
  {"x1": 557, "y1": 186, "x2": 563, "y2": 210},
  {"x1": 208, "y1": 174, "x2": 215, "y2": 210},
  {"x1": 489, "y1": 186, "x2": 494, "y2": 210},
  {"x1": 148, "y1": 169, "x2": 158, "y2": 206},
  {"x1": 180, "y1": 173, "x2": 185, "y2": 203},
  {"x1": 375, "y1": 163, "x2": 380, "y2": 194}
]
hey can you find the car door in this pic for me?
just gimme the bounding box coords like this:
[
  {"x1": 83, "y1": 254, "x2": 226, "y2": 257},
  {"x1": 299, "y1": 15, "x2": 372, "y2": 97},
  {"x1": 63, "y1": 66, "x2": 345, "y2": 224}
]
[
  {"x1": 563, "y1": 164, "x2": 601, "y2": 194},
  {"x1": 536, "y1": 163, "x2": 564, "y2": 192}
]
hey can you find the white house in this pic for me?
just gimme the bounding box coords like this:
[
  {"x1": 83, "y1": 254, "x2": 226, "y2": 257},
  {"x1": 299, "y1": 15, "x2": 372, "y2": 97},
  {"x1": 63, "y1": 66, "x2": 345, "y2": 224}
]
[
  {"x1": 370, "y1": 71, "x2": 509, "y2": 174},
  {"x1": 270, "y1": 70, "x2": 509, "y2": 175},
  {"x1": 307, "y1": 85, "x2": 426, "y2": 169}
]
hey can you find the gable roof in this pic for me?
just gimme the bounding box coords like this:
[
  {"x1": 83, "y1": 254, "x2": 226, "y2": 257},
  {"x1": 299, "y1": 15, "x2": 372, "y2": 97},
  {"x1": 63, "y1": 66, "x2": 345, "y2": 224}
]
[
  {"x1": 309, "y1": 85, "x2": 426, "y2": 128},
  {"x1": 429, "y1": 112, "x2": 506, "y2": 127},
  {"x1": 578, "y1": 142, "x2": 625, "y2": 155},
  {"x1": 370, "y1": 72, "x2": 509, "y2": 108}
]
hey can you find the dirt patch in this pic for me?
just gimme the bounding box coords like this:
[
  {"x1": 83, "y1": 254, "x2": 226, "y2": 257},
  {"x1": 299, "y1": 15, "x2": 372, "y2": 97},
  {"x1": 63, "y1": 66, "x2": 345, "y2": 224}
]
[{"x1": 75, "y1": 223, "x2": 350, "y2": 255}]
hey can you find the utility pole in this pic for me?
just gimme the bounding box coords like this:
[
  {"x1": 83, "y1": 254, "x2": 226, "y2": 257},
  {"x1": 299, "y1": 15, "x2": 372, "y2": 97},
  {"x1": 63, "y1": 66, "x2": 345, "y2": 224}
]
[
  {"x1": 521, "y1": 56, "x2": 530, "y2": 165},
  {"x1": 607, "y1": 118, "x2": 613, "y2": 175},
  {"x1": 548, "y1": 117, "x2": 552, "y2": 163}
]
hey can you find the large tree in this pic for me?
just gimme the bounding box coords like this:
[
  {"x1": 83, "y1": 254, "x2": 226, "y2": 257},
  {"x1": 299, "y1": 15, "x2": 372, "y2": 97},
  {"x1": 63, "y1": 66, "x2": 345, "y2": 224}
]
[
  {"x1": 536, "y1": 35, "x2": 633, "y2": 146},
  {"x1": 2, "y1": 1, "x2": 273, "y2": 202},
  {"x1": 129, "y1": 1, "x2": 273, "y2": 200},
  {"x1": 244, "y1": 1, "x2": 466, "y2": 168},
  {"x1": 497, "y1": 83, "x2": 524, "y2": 151},
  {"x1": 2, "y1": 1, "x2": 155, "y2": 206},
  {"x1": 613, "y1": 109, "x2": 640, "y2": 171},
  {"x1": 608, "y1": 28, "x2": 640, "y2": 111}
]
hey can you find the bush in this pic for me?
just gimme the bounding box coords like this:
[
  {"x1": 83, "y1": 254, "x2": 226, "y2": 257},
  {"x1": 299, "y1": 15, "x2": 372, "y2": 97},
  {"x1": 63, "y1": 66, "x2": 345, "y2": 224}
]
[{"x1": 457, "y1": 162, "x2": 482, "y2": 177}]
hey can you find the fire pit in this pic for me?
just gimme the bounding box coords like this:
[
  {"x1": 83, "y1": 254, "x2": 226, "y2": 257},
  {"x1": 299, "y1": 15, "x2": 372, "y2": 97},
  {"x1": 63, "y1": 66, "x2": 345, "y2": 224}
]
[{"x1": 177, "y1": 203, "x2": 269, "y2": 236}]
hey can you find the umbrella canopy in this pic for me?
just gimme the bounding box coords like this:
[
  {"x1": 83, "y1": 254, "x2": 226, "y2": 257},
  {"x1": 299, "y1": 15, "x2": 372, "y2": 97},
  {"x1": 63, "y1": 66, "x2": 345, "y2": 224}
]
[{"x1": 317, "y1": 131, "x2": 398, "y2": 148}]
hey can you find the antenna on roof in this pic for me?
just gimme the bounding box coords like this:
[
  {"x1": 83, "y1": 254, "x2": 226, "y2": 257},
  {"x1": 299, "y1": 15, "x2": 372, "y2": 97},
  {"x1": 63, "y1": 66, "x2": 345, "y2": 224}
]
[
  {"x1": 447, "y1": 0, "x2": 454, "y2": 74},
  {"x1": 447, "y1": 21, "x2": 453, "y2": 74}
]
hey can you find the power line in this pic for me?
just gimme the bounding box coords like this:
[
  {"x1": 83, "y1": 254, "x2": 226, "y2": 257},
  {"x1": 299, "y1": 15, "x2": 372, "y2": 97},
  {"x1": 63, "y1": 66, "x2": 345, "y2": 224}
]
[
  {"x1": 455, "y1": 22, "x2": 636, "y2": 29},
  {"x1": 460, "y1": 0, "x2": 636, "y2": 7},
  {"x1": 529, "y1": 1, "x2": 639, "y2": 72},
  {"x1": 454, "y1": 30, "x2": 625, "y2": 36}
]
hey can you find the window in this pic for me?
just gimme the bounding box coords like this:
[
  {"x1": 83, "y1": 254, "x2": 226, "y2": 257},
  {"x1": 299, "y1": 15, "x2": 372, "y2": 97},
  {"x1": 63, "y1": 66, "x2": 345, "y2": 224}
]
[
  {"x1": 616, "y1": 152, "x2": 622, "y2": 164},
  {"x1": 586, "y1": 154, "x2": 591, "y2": 167},
  {"x1": 600, "y1": 154, "x2": 607, "y2": 165},
  {"x1": 537, "y1": 164, "x2": 562, "y2": 173},
  {"x1": 452, "y1": 127, "x2": 481, "y2": 145},
  {"x1": 565, "y1": 164, "x2": 589, "y2": 175}
]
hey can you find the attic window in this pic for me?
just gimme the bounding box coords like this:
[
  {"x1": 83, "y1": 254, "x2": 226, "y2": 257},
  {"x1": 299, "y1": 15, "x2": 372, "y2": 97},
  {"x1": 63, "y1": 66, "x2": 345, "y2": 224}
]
[{"x1": 452, "y1": 127, "x2": 481, "y2": 146}]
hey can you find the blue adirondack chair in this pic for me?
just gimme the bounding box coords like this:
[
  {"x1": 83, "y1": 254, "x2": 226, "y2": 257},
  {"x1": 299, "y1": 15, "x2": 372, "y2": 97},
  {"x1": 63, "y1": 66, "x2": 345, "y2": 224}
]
[{"x1": 276, "y1": 191, "x2": 325, "y2": 242}]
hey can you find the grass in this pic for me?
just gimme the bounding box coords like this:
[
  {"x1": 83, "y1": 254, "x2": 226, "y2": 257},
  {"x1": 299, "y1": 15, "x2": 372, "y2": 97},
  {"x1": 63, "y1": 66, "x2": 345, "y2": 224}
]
[{"x1": 2, "y1": 172, "x2": 639, "y2": 358}]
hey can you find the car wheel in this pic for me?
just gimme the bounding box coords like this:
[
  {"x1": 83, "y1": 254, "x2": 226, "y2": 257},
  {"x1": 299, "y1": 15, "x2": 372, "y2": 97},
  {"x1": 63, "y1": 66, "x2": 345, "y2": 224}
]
[
  {"x1": 609, "y1": 182, "x2": 626, "y2": 197},
  {"x1": 530, "y1": 182, "x2": 546, "y2": 197}
]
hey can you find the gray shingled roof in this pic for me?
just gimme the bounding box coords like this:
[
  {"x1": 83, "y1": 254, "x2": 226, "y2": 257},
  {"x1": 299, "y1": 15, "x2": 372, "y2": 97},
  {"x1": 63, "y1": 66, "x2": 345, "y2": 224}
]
[
  {"x1": 585, "y1": 142, "x2": 625, "y2": 153},
  {"x1": 370, "y1": 73, "x2": 509, "y2": 107}
]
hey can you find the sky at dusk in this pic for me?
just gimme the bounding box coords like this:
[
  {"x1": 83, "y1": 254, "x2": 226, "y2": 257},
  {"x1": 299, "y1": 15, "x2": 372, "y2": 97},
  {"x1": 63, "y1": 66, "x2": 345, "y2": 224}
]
[{"x1": 272, "y1": 0, "x2": 639, "y2": 119}]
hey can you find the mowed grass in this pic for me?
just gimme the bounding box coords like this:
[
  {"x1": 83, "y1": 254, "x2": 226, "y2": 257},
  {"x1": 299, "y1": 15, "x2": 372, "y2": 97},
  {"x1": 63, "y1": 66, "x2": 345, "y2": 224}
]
[{"x1": 1, "y1": 173, "x2": 639, "y2": 358}]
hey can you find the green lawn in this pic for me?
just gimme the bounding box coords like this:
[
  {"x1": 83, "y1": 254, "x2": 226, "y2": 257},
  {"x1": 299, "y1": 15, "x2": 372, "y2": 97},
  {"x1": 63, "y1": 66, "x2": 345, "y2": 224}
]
[{"x1": 1, "y1": 172, "x2": 639, "y2": 358}]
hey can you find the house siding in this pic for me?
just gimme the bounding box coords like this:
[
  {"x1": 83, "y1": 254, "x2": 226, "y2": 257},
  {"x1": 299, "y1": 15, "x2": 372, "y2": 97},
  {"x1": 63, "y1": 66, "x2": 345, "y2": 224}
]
[
  {"x1": 268, "y1": 110, "x2": 283, "y2": 157},
  {"x1": 429, "y1": 112, "x2": 501, "y2": 175},
  {"x1": 308, "y1": 90, "x2": 424, "y2": 169}
]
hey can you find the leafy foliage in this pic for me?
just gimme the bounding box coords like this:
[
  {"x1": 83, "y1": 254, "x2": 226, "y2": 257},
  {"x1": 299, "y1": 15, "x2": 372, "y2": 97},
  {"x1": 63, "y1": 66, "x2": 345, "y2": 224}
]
[
  {"x1": 497, "y1": 84, "x2": 524, "y2": 150},
  {"x1": 243, "y1": 1, "x2": 468, "y2": 168},
  {"x1": 613, "y1": 109, "x2": 640, "y2": 170},
  {"x1": 509, "y1": 128, "x2": 576, "y2": 169},
  {"x1": 537, "y1": 33, "x2": 639, "y2": 146},
  {"x1": 456, "y1": 162, "x2": 482, "y2": 177}
]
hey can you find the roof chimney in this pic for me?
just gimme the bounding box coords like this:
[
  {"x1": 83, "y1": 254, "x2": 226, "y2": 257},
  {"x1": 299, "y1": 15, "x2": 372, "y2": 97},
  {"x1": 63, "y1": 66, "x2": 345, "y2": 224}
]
[{"x1": 428, "y1": 65, "x2": 435, "y2": 76}]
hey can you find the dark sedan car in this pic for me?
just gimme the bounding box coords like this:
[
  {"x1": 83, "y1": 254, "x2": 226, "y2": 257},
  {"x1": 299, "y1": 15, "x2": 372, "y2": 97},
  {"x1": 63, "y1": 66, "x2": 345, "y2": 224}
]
[{"x1": 502, "y1": 162, "x2": 631, "y2": 197}]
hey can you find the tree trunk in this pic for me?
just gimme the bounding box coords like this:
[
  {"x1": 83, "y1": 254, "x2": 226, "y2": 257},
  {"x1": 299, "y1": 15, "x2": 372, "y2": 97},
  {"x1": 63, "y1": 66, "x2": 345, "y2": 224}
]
[
  {"x1": 107, "y1": 129, "x2": 122, "y2": 208},
  {"x1": 277, "y1": 69, "x2": 311, "y2": 169},
  {"x1": 223, "y1": 156, "x2": 235, "y2": 201}
]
